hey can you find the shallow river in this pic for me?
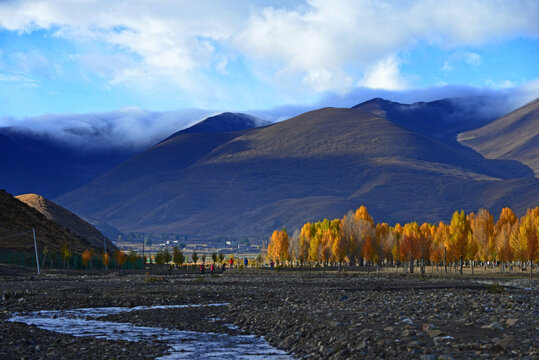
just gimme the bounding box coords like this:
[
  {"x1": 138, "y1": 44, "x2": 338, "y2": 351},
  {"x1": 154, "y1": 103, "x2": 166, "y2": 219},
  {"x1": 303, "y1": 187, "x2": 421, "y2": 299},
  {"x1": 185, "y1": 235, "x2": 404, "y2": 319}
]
[{"x1": 8, "y1": 304, "x2": 291, "y2": 359}]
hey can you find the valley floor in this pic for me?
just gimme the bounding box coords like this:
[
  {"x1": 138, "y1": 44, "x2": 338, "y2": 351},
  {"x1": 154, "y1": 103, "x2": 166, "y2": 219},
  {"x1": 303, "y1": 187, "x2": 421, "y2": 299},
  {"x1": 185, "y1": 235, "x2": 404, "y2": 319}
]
[{"x1": 0, "y1": 266, "x2": 537, "y2": 359}]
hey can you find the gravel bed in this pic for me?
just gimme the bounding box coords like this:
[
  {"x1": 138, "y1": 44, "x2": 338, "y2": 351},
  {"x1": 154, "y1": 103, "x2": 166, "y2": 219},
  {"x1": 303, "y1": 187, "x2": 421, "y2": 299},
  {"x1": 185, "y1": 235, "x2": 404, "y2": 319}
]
[{"x1": 1, "y1": 268, "x2": 538, "y2": 359}]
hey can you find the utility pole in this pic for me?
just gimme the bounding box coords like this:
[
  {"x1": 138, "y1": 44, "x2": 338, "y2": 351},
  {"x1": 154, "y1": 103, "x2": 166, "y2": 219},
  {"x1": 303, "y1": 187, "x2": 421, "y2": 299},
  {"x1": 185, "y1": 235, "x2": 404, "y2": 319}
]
[{"x1": 32, "y1": 228, "x2": 40, "y2": 275}]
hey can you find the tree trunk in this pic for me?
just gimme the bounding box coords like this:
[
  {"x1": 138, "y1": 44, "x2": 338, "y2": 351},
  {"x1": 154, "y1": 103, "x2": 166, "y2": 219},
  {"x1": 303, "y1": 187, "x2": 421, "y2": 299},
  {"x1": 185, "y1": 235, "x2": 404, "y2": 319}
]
[
  {"x1": 409, "y1": 259, "x2": 414, "y2": 274},
  {"x1": 444, "y1": 248, "x2": 447, "y2": 274},
  {"x1": 460, "y1": 257, "x2": 463, "y2": 275}
]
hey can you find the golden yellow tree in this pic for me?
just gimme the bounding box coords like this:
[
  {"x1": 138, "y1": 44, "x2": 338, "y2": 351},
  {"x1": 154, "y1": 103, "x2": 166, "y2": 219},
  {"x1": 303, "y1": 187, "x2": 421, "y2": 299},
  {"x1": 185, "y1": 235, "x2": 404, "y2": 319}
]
[
  {"x1": 495, "y1": 207, "x2": 518, "y2": 271},
  {"x1": 320, "y1": 228, "x2": 334, "y2": 265},
  {"x1": 355, "y1": 205, "x2": 374, "y2": 224},
  {"x1": 332, "y1": 226, "x2": 347, "y2": 268},
  {"x1": 471, "y1": 208, "x2": 495, "y2": 265},
  {"x1": 267, "y1": 229, "x2": 290, "y2": 264},
  {"x1": 298, "y1": 222, "x2": 314, "y2": 264},
  {"x1": 516, "y1": 208, "x2": 538, "y2": 278},
  {"x1": 418, "y1": 223, "x2": 434, "y2": 275},
  {"x1": 433, "y1": 222, "x2": 451, "y2": 272},
  {"x1": 448, "y1": 210, "x2": 471, "y2": 275},
  {"x1": 308, "y1": 224, "x2": 323, "y2": 264},
  {"x1": 391, "y1": 223, "x2": 404, "y2": 266}
]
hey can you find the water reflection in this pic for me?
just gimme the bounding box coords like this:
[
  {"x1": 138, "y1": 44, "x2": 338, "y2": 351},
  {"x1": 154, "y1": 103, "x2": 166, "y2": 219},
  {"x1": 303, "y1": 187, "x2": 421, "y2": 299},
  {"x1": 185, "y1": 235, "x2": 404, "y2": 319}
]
[{"x1": 8, "y1": 304, "x2": 291, "y2": 359}]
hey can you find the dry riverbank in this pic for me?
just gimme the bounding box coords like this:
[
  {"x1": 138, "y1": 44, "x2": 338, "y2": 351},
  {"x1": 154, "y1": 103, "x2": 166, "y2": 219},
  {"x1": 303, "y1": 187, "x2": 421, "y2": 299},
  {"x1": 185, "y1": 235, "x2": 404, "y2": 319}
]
[{"x1": 1, "y1": 266, "x2": 538, "y2": 359}]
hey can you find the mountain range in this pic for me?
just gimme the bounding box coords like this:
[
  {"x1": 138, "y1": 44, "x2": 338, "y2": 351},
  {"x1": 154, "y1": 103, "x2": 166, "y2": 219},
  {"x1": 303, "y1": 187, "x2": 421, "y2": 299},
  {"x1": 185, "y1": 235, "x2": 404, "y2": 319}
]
[{"x1": 55, "y1": 98, "x2": 539, "y2": 241}]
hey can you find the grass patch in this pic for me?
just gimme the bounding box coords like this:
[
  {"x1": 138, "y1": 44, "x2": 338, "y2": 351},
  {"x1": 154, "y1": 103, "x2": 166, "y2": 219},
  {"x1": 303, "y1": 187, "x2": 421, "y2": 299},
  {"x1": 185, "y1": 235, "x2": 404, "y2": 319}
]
[{"x1": 487, "y1": 283, "x2": 506, "y2": 294}]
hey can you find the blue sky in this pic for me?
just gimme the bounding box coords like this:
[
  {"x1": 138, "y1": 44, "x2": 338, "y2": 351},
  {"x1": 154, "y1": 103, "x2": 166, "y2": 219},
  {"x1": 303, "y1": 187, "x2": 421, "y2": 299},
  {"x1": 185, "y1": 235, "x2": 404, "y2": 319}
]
[{"x1": 0, "y1": 0, "x2": 538, "y2": 120}]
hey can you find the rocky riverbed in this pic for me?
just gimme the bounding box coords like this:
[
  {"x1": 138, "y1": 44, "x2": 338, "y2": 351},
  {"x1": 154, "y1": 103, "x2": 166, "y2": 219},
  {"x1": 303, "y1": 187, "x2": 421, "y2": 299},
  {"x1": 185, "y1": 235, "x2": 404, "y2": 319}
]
[{"x1": 1, "y1": 266, "x2": 538, "y2": 359}]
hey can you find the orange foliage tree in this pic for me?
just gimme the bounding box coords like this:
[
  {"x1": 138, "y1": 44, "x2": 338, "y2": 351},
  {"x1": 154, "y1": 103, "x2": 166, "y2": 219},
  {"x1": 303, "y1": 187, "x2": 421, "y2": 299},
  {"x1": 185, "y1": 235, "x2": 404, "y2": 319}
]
[
  {"x1": 114, "y1": 250, "x2": 128, "y2": 269},
  {"x1": 418, "y1": 223, "x2": 434, "y2": 275},
  {"x1": 400, "y1": 222, "x2": 421, "y2": 273},
  {"x1": 269, "y1": 204, "x2": 537, "y2": 276},
  {"x1": 81, "y1": 249, "x2": 93, "y2": 269},
  {"x1": 102, "y1": 252, "x2": 110, "y2": 269},
  {"x1": 267, "y1": 228, "x2": 290, "y2": 264}
]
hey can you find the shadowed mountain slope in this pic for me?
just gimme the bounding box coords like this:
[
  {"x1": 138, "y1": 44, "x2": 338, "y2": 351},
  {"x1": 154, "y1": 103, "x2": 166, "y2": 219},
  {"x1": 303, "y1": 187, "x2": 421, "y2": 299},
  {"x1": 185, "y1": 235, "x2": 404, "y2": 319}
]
[
  {"x1": 168, "y1": 112, "x2": 270, "y2": 136},
  {"x1": 353, "y1": 97, "x2": 496, "y2": 141},
  {"x1": 0, "y1": 190, "x2": 96, "y2": 254},
  {"x1": 0, "y1": 127, "x2": 138, "y2": 198},
  {"x1": 15, "y1": 194, "x2": 115, "y2": 251},
  {"x1": 458, "y1": 98, "x2": 539, "y2": 177},
  {"x1": 0, "y1": 112, "x2": 269, "y2": 199},
  {"x1": 57, "y1": 101, "x2": 538, "y2": 240}
]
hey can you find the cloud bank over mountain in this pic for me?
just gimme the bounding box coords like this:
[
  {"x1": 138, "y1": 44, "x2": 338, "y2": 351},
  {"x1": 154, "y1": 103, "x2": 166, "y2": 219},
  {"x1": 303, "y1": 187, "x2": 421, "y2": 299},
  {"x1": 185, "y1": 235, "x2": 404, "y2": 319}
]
[
  {"x1": 1, "y1": 82, "x2": 538, "y2": 151},
  {"x1": 0, "y1": 108, "x2": 215, "y2": 151}
]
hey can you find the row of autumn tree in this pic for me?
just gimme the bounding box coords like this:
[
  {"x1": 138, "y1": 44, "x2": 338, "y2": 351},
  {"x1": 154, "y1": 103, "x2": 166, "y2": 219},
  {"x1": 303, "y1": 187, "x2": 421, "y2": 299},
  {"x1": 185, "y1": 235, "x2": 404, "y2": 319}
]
[{"x1": 267, "y1": 206, "x2": 539, "y2": 275}]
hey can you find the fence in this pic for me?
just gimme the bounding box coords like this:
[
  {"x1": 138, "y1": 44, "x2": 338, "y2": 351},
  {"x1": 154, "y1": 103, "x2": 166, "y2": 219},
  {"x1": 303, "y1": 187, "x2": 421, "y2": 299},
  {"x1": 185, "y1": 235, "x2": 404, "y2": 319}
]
[{"x1": 0, "y1": 250, "x2": 144, "y2": 270}]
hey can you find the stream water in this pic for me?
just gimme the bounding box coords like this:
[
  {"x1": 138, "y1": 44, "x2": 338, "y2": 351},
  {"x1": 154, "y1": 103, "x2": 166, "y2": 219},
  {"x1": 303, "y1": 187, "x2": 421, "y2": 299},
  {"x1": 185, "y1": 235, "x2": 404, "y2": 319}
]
[{"x1": 8, "y1": 304, "x2": 291, "y2": 359}]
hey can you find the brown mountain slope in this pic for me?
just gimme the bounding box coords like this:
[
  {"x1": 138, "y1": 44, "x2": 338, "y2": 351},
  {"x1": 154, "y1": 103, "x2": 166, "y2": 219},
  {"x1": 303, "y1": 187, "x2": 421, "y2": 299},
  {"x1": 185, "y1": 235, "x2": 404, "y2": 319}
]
[
  {"x1": 0, "y1": 189, "x2": 96, "y2": 254},
  {"x1": 15, "y1": 193, "x2": 115, "y2": 250},
  {"x1": 57, "y1": 102, "x2": 538, "y2": 240},
  {"x1": 458, "y1": 98, "x2": 539, "y2": 177}
]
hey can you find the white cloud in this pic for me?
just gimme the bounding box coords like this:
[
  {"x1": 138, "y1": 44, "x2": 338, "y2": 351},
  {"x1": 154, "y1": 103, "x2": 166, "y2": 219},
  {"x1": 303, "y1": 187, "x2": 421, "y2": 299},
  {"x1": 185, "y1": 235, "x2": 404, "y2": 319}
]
[
  {"x1": 0, "y1": 107, "x2": 216, "y2": 150},
  {"x1": 0, "y1": 73, "x2": 39, "y2": 87},
  {"x1": 464, "y1": 52, "x2": 481, "y2": 66},
  {"x1": 442, "y1": 61, "x2": 453, "y2": 72},
  {"x1": 485, "y1": 78, "x2": 517, "y2": 89},
  {"x1": 0, "y1": 0, "x2": 537, "y2": 98},
  {"x1": 358, "y1": 56, "x2": 407, "y2": 90}
]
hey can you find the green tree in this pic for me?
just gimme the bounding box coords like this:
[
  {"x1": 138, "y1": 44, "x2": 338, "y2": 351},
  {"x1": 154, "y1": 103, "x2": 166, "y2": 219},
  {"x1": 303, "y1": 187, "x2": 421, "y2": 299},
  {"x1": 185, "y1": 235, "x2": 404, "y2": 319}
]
[
  {"x1": 173, "y1": 247, "x2": 185, "y2": 267},
  {"x1": 60, "y1": 244, "x2": 71, "y2": 269},
  {"x1": 155, "y1": 250, "x2": 165, "y2": 265},
  {"x1": 192, "y1": 251, "x2": 198, "y2": 264},
  {"x1": 128, "y1": 251, "x2": 139, "y2": 268},
  {"x1": 163, "y1": 249, "x2": 172, "y2": 264}
]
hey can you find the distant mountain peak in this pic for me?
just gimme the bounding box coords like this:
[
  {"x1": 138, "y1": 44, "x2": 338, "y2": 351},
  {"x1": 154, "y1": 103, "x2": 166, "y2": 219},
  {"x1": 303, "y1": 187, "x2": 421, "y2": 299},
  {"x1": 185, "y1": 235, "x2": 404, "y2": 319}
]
[
  {"x1": 159, "y1": 112, "x2": 271, "y2": 144},
  {"x1": 179, "y1": 112, "x2": 270, "y2": 134},
  {"x1": 352, "y1": 97, "x2": 397, "y2": 108}
]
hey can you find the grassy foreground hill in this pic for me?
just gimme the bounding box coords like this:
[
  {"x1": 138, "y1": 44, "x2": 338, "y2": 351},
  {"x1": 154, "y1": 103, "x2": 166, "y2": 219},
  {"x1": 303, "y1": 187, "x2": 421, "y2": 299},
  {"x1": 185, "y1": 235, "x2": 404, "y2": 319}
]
[
  {"x1": 0, "y1": 189, "x2": 97, "y2": 254},
  {"x1": 56, "y1": 98, "x2": 539, "y2": 241},
  {"x1": 15, "y1": 193, "x2": 115, "y2": 251}
]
